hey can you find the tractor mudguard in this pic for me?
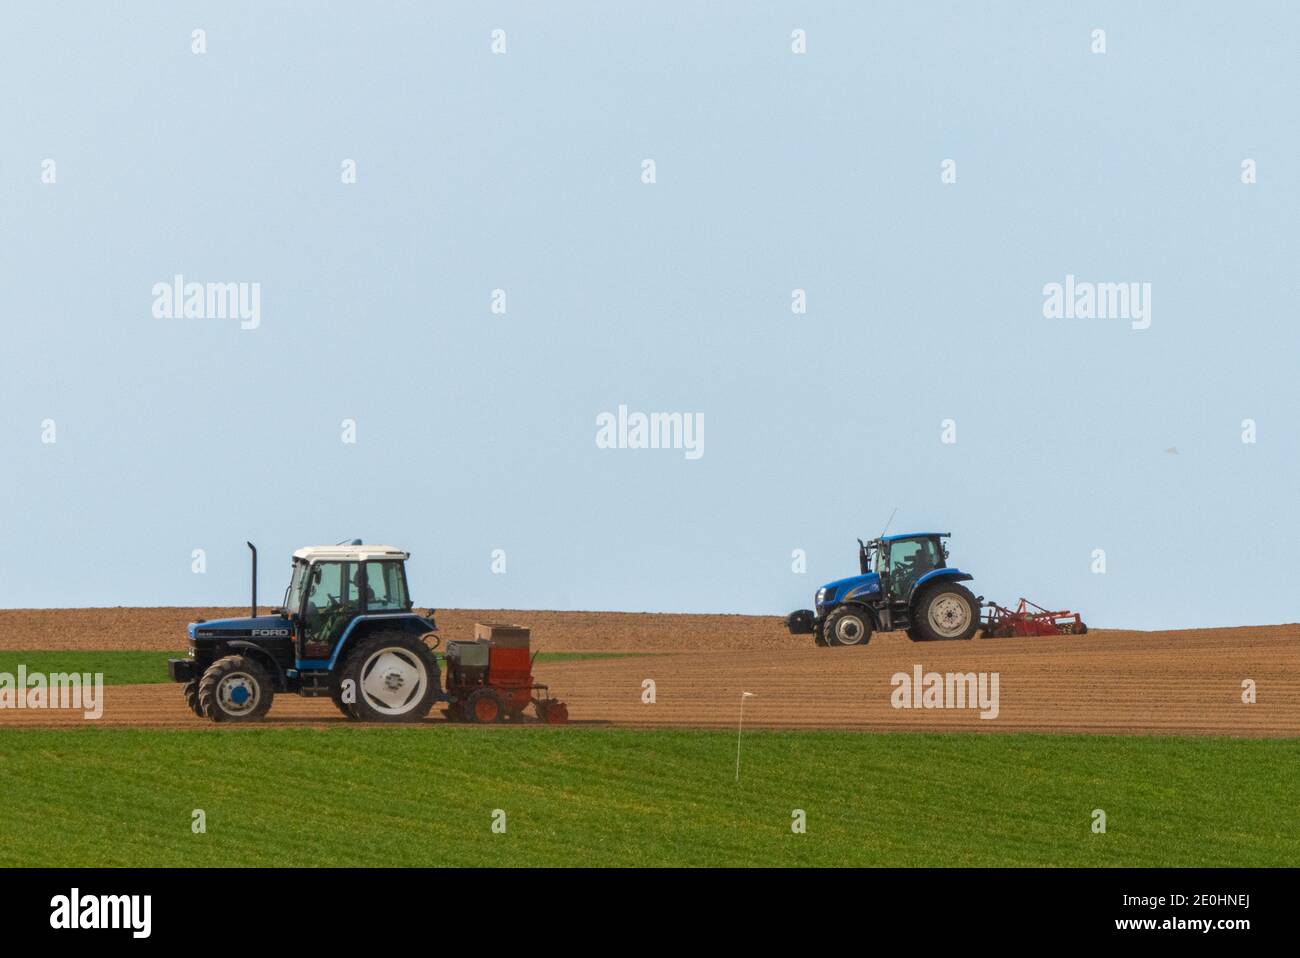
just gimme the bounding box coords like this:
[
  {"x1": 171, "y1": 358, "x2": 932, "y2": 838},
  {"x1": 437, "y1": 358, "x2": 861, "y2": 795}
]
[
  {"x1": 852, "y1": 603, "x2": 882, "y2": 631},
  {"x1": 223, "y1": 640, "x2": 289, "y2": 690},
  {"x1": 825, "y1": 602, "x2": 881, "y2": 632},
  {"x1": 908, "y1": 568, "x2": 974, "y2": 605},
  {"x1": 320, "y1": 613, "x2": 440, "y2": 670}
]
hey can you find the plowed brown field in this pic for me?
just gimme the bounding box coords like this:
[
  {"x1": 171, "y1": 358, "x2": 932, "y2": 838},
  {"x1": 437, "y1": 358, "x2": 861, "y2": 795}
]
[
  {"x1": 1, "y1": 609, "x2": 1297, "y2": 736},
  {"x1": 0, "y1": 607, "x2": 779, "y2": 653}
]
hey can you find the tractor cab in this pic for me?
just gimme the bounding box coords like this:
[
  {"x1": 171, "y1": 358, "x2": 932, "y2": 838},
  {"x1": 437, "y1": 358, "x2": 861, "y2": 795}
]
[
  {"x1": 874, "y1": 533, "x2": 948, "y2": 601},
  {"x1": 283, "y1": 545, "x2": 415, "y2": 660}
]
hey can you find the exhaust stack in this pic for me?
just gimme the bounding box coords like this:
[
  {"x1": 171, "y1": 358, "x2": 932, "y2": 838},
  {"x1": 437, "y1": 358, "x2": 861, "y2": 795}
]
[{"x1": 247, "y1": 541, "x2": 257, "y2": 618}]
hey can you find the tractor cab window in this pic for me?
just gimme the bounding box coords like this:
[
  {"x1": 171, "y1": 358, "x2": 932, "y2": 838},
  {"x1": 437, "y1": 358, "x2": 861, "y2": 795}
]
[
  {"x1": 303, "y1": 561, "x2": 358, "y2": 653},
  {"x1": 364, "y1": 561, "x2": 409, "y2": 611},
  {"x1": 284, "y1": 561, "x2": 309, "y2": 614},
  {"x1": 887, "y1": 538, "x2": 938, "y2": 598}
]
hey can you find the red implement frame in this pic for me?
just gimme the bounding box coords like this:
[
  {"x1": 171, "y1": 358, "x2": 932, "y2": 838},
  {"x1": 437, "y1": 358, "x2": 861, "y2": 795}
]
[
  {"x1": 444, "y1": 639, "x2": 569, "y2": 723},
  {"x1": 981, "y1": 598, "x2": 1087, "y2": 637}
]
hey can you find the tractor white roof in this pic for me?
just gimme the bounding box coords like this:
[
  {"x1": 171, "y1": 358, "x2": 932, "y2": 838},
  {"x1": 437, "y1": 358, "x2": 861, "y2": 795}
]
[{"x1": 292, "y1": 545, "x2": 409, "y2": 563}]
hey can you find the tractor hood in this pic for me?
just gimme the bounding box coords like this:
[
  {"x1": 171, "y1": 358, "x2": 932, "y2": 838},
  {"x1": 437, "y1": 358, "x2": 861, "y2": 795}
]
[
  {"x1": 819, "y1": 572, "x2": 882, "y2": 605},
  {"x1": 188, "y1": 614, "x2": 292, "y2": 640}
]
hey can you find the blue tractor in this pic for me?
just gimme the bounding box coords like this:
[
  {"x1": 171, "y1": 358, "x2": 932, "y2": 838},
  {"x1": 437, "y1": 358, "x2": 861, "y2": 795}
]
[
  {"x1": 168, "y1": 541, "x2": 442, "y2": 722},
  {"x1": 786, "y1": 533, "x2": 981, "y2": 647}
]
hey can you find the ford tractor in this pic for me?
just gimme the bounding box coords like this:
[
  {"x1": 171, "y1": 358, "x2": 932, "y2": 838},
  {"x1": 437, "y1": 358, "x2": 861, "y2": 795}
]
[
  {"x1": 168, "y1": 542, "x2": 442, "y2": 722},
  {"x1": 785, "y1": 533, "x2": 981, "y2": 647}
]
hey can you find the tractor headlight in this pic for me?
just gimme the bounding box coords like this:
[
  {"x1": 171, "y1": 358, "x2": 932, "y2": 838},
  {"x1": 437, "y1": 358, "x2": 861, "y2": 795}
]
[{"x1": 816, "y1": 587, "x2": 830, "y2": 605}]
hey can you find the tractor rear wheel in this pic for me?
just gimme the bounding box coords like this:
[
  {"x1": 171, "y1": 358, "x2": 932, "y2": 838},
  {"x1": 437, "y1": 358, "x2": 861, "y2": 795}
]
[
  {"x1": 328, "y1": 676, "x2": 357, "y2": 720},
  {"x1": 823, "y1": 606, "x2": 873, "y2": 647},
  {"x1": 467, "y1": 688, "x2": 505, "y2": 724},
  {"x1": 342, "y1": 632, "x2": 440, "y2": 722},
  {"x1": 197, "y1": 655, "x2": 275, "y2": 722},
  {"x1": 911, "y1": 583, "x2": 980, "y2": 642}
]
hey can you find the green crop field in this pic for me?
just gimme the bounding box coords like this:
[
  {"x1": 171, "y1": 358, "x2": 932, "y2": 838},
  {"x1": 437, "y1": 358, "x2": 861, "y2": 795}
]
[
  {"x1": 1, "y1": 727, "x2": 1296, "y2": 867},
  {"x1": 0, "y1": 651, "x2": 181, "y2": 686},
  {"x1": 0, "y1": 651, "x2": 642, "y2": 686}
]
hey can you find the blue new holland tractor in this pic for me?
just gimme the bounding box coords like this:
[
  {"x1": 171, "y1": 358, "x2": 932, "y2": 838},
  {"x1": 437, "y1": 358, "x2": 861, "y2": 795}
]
[
  {"x1": 168, "y1": 542, "x2": 442, "y2": 722},
  {"x1": 786, "y1": 533, "x2": 981, "y2": 647}
]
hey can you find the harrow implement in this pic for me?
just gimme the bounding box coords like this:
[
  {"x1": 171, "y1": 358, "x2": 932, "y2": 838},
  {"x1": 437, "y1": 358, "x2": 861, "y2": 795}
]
[{"x1": 981, "y1": 598, "x2": 1087, "y2": 638}]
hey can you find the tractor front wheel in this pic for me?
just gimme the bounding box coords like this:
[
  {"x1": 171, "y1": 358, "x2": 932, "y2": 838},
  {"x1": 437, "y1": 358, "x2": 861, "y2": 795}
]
[
  {"x1": 182, "y1": 680, "x2": 204, "y2": 718},
  {"x1": 197, "y1": 655, "x2": 275, "y2": 722},
  {"x1": 342, "y1": 632, "x2": 440, "y2": 722},
  {"x1": 813, "y1": 619, "x2": 828, "y2": 647},
  {"x1": 823, "y1": 606, "x2": 873, "y2": 647},
  {"x1": 911, "y1": 583, "x2": 980, "y2": 642}
]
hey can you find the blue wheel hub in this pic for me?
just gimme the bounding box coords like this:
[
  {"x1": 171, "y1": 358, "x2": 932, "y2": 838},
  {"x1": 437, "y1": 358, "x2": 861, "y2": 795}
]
[{"x1": 229, "y1": 685, "x2": 250, "y2": 705}]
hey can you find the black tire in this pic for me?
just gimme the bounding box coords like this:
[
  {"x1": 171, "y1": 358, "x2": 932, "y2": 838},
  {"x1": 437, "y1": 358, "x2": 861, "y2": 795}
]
[
  {"x1": 813, "y1": 619, "x2": 828, "y2": 647},
  {"x1": 911, "y1": 583, "x2": 980, "y2": 642},
  {"x1": 466, "y1": 688, "x2": 505, "y2": 724},
  {"x1": 823, "y1": 606, "x2": 873, "y2": 647},
  {"x1": 197, "y1": 655, "x2": 274, "y2": 723},
  {"x1": 182, "y1": 680, "x2": 204, "y2": 717},
  {"x1": 328, "y1": 675, "x2": 357, "y2": 719},
  {"x1": 341, "y1": 632, "x2": 440, "y2": 722},
  {"x1": 442, "y1": 701, "x2": 467, "y2": 723}
]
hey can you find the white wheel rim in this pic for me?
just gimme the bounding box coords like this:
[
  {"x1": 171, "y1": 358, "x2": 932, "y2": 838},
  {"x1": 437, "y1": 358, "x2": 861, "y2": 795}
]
[
  {"x1": 928, "y1": 594, "x2": 971, "y2": 637},
  {"x1": 835, "y1": 615, "x2": 866, "y2": 645},
  {"x1": 359, "y1": 647, "x2": 428, "y2": 715},
  {"x1": 217, "y1": 672, "x2": 260, "y2": 716}
]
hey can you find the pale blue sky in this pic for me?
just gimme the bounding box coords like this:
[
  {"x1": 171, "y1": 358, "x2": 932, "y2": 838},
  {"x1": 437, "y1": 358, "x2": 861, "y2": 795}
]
[{"x1": 2, "y1": 3, "x2": 1297, "y2": 628}]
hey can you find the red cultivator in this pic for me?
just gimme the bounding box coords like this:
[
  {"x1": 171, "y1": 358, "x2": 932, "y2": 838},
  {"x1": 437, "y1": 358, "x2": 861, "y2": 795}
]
[{"x1": 981, "y1": 598, "x2": 1087, "y2": 638}]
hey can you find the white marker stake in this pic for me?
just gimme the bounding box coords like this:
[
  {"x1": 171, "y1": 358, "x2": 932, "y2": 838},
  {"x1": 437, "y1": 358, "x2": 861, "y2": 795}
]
[{"x1": 736, "y1": 692, "x2": 756, "y2": 782}]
